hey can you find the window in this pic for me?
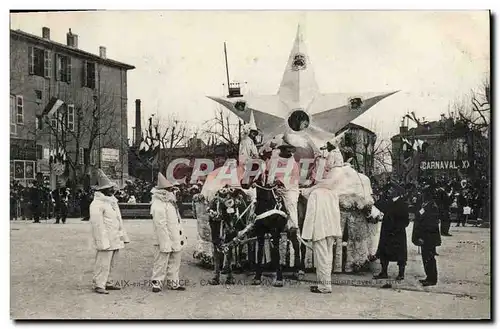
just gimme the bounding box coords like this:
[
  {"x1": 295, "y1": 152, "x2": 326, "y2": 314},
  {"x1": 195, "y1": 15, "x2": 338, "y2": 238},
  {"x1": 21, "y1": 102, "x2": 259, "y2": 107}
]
[
  {"x1": 84, "y1": 148, "x2": 90, "y2": 165},
  {"x1": 28, "y1": 47, "x2": 51, "y2": 78},
  {"x1": 50, "y1": 110, "x2": 62, "y2": 132},
  {"x1": 83, "y1": 61, "x2": 96, "y2": 89},
  {"x1": 67, "y1": 104, "x2": 75, "y2": 131},
  {"x1": 56, "y1": 54, "x2": 72, "y2": 82},
  {"x1": 16, "y1": 95, "x2": 23, "y2": 124},
  {"x1": 50, "y1": 114, "x2": 58, "y2": 130},
  {"x1": 10, "y1": 95, "x2": 16, "y2": 135},
  {"x1": 35, "y1": 90, "x2": 42, "y2": 102}
]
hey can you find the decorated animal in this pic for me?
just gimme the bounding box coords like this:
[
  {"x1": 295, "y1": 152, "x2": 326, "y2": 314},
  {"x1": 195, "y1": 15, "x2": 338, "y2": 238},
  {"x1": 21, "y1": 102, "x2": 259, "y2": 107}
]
[{"x1": 205, "y1": 186, "x2": 253, "y2": 285}]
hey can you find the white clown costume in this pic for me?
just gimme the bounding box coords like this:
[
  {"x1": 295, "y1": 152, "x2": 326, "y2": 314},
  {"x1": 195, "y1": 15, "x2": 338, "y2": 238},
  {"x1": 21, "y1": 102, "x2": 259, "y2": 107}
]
[
  {"x1": 90, "y1": 169, "x2": 130, "y2": 294},
  {"x1": 301, "y1": 170, "x2": 343, "y2": 293},
  {"x1": 150, "y1": 172, "x2": 186, "y2": 292}
]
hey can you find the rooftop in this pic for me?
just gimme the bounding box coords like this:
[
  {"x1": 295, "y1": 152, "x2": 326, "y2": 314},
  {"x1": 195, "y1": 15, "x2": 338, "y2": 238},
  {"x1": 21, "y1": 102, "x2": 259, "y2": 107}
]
[
  {"x1": 11, "y1": 28, "x2": 135, "y2": 70},
  {"x1": 391, "y1": 118, "x2": 456, "y2": 140},
  {"x1": 338, "y1": 122, "x2": 376, "y2": 136}
]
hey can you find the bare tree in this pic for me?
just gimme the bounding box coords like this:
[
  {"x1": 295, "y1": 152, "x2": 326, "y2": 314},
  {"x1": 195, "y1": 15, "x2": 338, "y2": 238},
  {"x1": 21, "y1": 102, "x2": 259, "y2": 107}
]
[
  {"x1": 443, "y1": 79, "x2": 490, "y2": 180},
  {"x1": 372, "y1": 139, "x2": 393, "y2": 174},
  {"x1": 202, "y1": 106, "x2": 241, "y2": 154},
  {"x1": 138, "y1": 113, "x2": 190, "y2": 175},
  {"x1": 31, "y1": 64, "x2": 122, "y2": 189}
]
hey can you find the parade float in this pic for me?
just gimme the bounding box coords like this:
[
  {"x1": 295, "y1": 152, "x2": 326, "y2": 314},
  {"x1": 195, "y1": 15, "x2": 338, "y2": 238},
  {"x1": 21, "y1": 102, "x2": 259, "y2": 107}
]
[{"x1": 192, "y1": 25, "x2": 393, "y2": 272}]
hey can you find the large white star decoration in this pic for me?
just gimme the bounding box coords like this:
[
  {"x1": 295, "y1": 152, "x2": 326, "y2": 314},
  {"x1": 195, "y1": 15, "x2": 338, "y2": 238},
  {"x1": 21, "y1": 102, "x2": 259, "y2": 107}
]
[{"x1": 208, "y1": 25, "x2": 398, "y2": 151}]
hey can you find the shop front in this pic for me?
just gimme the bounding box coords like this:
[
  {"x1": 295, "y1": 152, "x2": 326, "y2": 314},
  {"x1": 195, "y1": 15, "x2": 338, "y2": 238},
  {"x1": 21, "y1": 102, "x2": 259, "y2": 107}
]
[{"x1": 10, "y1": 138, "x2": 37, "y2": 186}]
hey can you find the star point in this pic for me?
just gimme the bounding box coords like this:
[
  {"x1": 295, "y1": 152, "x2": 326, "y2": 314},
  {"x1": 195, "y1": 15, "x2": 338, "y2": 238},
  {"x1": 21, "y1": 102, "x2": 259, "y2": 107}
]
[{"x1": 208, "y1": 25, "x2": 398, "y2": 147}]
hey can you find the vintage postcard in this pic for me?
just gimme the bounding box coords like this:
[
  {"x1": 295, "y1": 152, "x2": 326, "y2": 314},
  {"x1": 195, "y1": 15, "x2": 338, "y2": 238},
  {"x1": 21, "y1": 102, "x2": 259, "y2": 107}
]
[{"x1": 9, "y1": 10, "x2": 491, "y2": 320}]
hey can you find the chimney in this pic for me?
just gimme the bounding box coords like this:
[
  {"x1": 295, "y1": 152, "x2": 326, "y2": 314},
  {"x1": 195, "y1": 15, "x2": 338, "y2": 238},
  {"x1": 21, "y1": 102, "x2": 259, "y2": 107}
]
[
  {"x1": 42, "y1": 27, "x2": 50, "y2": 40},
  {"x1": 99, "y1": 46, "x2": 107, "y2": 59},
  {"x1": 66, "y1": 29, "x2": 78, "y2": 48},
  {"x1": 135, "y1": 99, "x2": 142, "y2": 146},
  {"x1": 399, "y1": 126, "x2": 408, "y2": 135}
]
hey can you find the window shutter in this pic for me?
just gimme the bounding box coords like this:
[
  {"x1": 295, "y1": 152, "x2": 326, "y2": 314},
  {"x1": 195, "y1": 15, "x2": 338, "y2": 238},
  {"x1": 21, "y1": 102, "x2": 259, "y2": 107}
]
[
  {"x1": 79, "y1": 147, "x2": 84, "y2": 164},
  {"x1": 55, "y1": 54, "x2": 61, "y2": 81},
  {"x1": 67, "y1": 57, "x2": 72, "y2": 83},
  {"x1": 68, "y1": 104, "x2": 74, "y2": 131},
  {"x1": 82, "y1": 60, "x2": 87, "y2": 87},
  {"x1": 28, "y1": 46, "x2": 34, "y2": 75},
  {"x1": 10, "y1": 95, "x2": 16, "y2": 135},
  {"x1": 94, "y1": 63, "x2": 98, "y2": 90},
  {"x1": 44, "y1": 50, "x2": 51, "y2": 78}
]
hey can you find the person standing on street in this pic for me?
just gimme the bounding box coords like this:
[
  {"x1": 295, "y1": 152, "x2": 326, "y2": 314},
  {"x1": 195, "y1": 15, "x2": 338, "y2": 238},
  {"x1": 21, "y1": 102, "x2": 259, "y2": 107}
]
[
  {"x1": 301, "y1": 164, "x2": 343, "y2": 294},
  {"x1": 52, "y1": 183, "x2": 70, "y2": 224},
  {"x1": 412, "y1": 182, "x2": 441, "y2": 287},
  {"x1": 90, "y1": 169, "x2": 130, "y2": 294},
  {"x1": 150, "y1": 172, "x2": 186, "y2": 293},
  {"x1": 371, "y1": 181, "x2": 410, "y2": 280},
  {"x1": 30, "y1": 181, "x2": 43, "y2": 223},
  {"x1": 437, "y1": 184, "x2": 453, "y2": 236}
]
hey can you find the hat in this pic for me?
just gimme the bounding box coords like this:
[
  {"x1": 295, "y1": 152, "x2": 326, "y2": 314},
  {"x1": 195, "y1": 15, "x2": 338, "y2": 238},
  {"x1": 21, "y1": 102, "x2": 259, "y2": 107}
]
[
  {"x1": 277, "y1": 140, "x2": 296, "y2": 152},
  {"x1": 277, "y1": 133, "x2": 297, "y2": 152},
  {"x1": 94, "y1": 169, "x2": 116, "y2": 191},
  {"x1": 156, "y1": 172, "x2": 173, "y2": 189},
  {"x1": 383, "y1": 179, "x2": 405, "y2": 195},
  {"x1": 248, "y1": 110, "x2": 258, "y2": 131}
]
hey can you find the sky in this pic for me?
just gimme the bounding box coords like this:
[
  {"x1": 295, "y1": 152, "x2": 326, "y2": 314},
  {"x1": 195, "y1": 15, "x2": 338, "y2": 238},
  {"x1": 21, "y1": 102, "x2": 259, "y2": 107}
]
[{"x1": 10, "y1": 10, "x2": 490, "y2": 142}]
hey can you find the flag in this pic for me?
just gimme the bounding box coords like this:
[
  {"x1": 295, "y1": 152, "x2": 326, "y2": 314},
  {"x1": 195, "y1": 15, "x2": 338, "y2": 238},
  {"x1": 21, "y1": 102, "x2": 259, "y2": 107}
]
[
  {"x1": 139, "y1": 137, "x2": 149, "y2": 153},
  {"x1": 401, "y1": 137, "x2": 412, "y2": 152},
  {"x1": 411, "y1": 139, "x2": 425, "y2": 151},
  {"x1": 152, "y1": 139, "x2": 160, "y2": 151},
  {"x1": 412, "y1": 140, "x2": 419, "y2": 151},
  {"x1": 42, "y1": 97, "x2": 64, "y2": 118}
]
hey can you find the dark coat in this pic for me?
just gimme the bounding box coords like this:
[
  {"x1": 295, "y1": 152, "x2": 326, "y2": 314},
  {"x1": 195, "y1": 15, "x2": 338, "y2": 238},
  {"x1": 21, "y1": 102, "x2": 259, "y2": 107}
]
[
  {"x1": 412, "y1": 200, "x2": 442, "y2": 247},
  {"x1": 375, "y1": 197, "x2": 410, "y2": 262},
  {"x1": 435, "y1": 188, "x2": 452, "y2": 221}
]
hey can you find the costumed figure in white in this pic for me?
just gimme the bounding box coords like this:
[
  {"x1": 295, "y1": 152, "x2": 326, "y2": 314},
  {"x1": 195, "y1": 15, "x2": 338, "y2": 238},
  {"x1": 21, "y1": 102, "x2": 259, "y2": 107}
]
[
  {"x1": 301, "y1": 169, "x2": 343, "y2": 293},
  {"x1": 150, "y1": 172, "x2": 187, "y2": 292},
  {"x1": 320, "y1": 134, "x2": 376, "y2": 273},
  {"x1": 89, "y1": 169, "x2": 130, "y2": 294},
  {"x1": 238, "y1": 110, "x2": 260, "y2": 168}
]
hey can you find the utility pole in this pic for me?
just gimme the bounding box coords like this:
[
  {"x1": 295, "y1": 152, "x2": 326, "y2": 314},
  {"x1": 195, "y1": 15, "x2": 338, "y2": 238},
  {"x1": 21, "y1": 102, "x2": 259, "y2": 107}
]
[{"x1": 224, "y1": 42, "x2": 231, "y2": 96}]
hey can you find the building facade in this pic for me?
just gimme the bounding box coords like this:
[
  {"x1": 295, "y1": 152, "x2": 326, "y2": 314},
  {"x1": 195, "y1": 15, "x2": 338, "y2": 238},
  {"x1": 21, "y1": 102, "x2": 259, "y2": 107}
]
[
  {"x1": 10, "y1": 27, "x2": 135, "y2": 188},
  {"x1": 337, "y1": 123, "x2": 377, "y2": 177},
  {"x1": 391, "y1": 117, "x2": 473, "y2": 183}
]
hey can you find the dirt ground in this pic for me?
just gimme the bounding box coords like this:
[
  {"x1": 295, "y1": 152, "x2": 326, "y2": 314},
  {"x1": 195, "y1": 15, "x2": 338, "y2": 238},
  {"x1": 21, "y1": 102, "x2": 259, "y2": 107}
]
[{"x1": 10, "y1": 218, "x2": 490, "y2": 319}]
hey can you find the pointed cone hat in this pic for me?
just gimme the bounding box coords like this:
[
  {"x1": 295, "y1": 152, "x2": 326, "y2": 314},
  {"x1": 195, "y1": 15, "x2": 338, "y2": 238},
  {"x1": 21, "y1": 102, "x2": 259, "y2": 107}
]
[
  {"x1": 248, "y1": 110, "x2": 258, "y2": 131},
  {"x1": 157, "y1": 172, "x2": 173, "y2": 189},
  {"x1": 94, "y1": 169, "x2": 116, "y2": 190}
]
